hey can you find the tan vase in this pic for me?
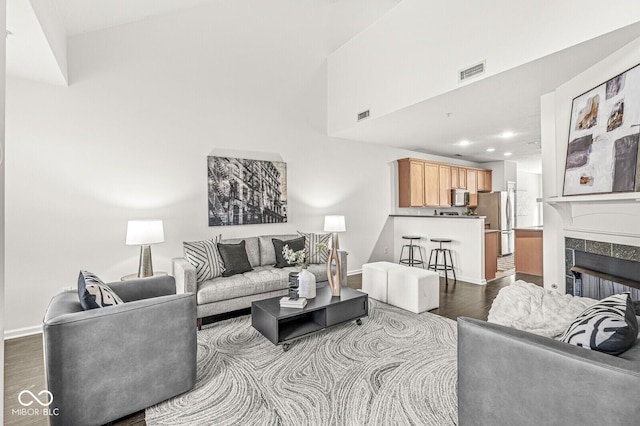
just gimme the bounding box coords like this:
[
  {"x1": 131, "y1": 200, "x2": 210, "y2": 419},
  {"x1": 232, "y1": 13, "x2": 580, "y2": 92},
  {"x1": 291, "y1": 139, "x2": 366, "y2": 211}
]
[{"x1": 326, "y1": 248, "x2": 341, "y2": 297}]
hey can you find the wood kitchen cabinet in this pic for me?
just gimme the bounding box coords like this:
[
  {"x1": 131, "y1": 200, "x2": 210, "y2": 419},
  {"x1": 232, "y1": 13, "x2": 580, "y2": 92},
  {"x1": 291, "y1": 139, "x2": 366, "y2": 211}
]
[
  {"x1": 485, "y1": 230, "x2": 499, "y2": 281},
  {"x1": 467, "y1": 169, "x2": 478, "y2": 207},
  {"x1": 424, "y1": 163, "x2": 440, "y2": 206},
  {"x1": 439, "y1": 165, "x2": 451, "y2": 206},
  {"x1": 398, "y1": 158, "x2": 425, "y2": 207},
  {"x1": 515, "y1": 228, "x2": 543, "y2": 276},
  {"x1": 451, "y1": 167, "x2": 467, "y2": 189},
  {"x1": 478, "y1": 170, "x2": 492, "y2": 192}
]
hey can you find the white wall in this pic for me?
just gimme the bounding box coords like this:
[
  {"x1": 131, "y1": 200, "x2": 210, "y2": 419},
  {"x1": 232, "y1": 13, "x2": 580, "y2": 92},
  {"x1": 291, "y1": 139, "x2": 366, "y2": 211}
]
[
  {"x1": 328, "y1": 0, "x2": 640, "y2": 135},
  {"x1": 542, "y1": 36, "x2": 640, "y2": 292},
  {"x1": 4, "y1": 0, "x2": 437, "y2": 334},
  {"x1": 0, "y1": 0, "x2": 6, "y2": 419},
  {"x1": 516, "y1": 171, "x2": 542, "y2": 228}
]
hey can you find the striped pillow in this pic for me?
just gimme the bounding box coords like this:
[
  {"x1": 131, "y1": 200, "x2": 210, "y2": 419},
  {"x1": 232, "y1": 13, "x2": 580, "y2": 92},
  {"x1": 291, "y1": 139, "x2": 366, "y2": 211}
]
[
  {"x1": 183, "y1": 235, "x2": 224, "y2": 282},
  {"x1": 560, "y1": 293, "x2": 638, "y2": 355},
  {"x1": 297, "y1": 231, "x2": 330, "y2": 264}
]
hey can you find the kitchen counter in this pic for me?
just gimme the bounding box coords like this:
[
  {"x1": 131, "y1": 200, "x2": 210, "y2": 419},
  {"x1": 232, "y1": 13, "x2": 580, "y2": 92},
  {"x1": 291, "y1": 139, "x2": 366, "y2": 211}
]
[
  {"x1": 484, "y1": 229, "x2": 500, "y2": 233},
  {"x1": 514, "y1": 226, "x2": 543, "y2": 231},
  {"x1": 390, "y1": 214, "x2": 486, "y2": 219},
  {"x1": 392, "y1": 215, "x2": 487, "y2": 285}
]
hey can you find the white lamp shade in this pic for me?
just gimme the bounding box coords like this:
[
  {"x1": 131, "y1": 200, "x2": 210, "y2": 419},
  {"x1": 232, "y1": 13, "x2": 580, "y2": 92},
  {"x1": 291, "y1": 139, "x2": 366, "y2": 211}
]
[
  {"x1": 126, "y1": 220, "x2": 165, "y2": 245},
  {"x1": 324, "y1": 215, "x2": 346, "y2": 232}
]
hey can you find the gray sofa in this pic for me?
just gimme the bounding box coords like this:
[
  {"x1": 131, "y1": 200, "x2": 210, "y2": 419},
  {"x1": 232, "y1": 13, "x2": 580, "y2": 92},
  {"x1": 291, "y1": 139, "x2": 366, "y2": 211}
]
[
  {"x1": 173, "y1": 234, "x2": 348, "y2": 329},
  {"x1": 43, "y1": 276, "x2": 196, "y2": 426},
  {"x1": 457, "y1": 316, "x2": 640, "y2": 426}
]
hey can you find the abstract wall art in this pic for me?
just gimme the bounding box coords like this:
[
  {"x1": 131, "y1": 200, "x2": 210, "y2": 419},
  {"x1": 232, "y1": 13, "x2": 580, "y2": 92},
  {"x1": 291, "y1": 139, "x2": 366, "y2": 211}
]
[
  {"x1": 207, "y1": 156, "x2": 287, "y2": 226},
  {"x1": 563, "y1": 63, "x2": 640, "y2": 196}
]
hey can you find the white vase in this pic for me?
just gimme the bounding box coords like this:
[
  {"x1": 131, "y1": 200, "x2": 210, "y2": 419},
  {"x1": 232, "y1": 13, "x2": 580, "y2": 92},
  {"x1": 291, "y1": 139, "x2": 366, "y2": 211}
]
[{"x1": 297, "y1": 268, "x2": 316, "y2": 299}]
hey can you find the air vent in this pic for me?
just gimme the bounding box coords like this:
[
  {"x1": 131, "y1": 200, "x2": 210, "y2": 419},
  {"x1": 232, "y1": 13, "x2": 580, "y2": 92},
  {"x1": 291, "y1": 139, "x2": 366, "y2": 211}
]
[
  {"x1": 459, "y1": 61, "x2": 486, "y2": 82},
  {"x1": 357, "y1": 110, "x2": 370, "y2": 121}
]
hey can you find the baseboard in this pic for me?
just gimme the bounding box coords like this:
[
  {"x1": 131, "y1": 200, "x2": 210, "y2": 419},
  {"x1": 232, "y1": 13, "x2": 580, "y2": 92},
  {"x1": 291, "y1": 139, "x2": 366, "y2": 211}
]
[{"x1": 4, "y1": 325, "x2": 43, "y2": 340}]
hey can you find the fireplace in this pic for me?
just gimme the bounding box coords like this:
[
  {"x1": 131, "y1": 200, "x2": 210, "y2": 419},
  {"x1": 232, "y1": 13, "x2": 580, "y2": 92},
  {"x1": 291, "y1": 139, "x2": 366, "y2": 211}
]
[{"x1": 565, "y1": 237, "x2": 640, "y2": 300}]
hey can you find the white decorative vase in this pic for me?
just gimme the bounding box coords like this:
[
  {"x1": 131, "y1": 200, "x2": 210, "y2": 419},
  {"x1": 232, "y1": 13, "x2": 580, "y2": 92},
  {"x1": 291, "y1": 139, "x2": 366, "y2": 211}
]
[{"x1": 298, "y1": 268, "x2": 316, "y2": 299}]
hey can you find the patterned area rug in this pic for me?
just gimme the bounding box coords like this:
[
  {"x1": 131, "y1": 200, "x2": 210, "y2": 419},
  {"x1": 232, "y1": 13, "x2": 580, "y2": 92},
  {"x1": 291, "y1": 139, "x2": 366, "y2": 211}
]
[
  {"x1": 497, "y1": 254, "x2": 515, "y2": 272},
  {"x1": 146, "y1": 300, "x2": 458, "y2": 426}
]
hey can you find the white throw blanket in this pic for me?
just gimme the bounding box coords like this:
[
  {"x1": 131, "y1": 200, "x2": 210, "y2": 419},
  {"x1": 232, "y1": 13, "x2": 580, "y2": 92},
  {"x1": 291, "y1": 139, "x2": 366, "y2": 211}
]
[{"x1": 488, "y1": 280, "x2": 597, "y2": 338}]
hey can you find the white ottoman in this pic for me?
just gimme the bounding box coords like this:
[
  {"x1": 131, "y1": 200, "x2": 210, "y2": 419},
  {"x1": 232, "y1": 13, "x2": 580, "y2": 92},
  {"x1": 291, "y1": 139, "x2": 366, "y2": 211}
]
[
  {"x1": 387, "y1": 267, "x2": 439, "y2": 313},
  {"x1": 362, "y1": 261, "x2": 404, "y2": 303}
]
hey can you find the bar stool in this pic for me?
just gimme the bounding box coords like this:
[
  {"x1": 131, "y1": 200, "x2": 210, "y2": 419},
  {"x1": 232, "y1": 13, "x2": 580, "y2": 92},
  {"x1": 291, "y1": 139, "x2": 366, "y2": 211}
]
[
  {"x1": 399, "y1": 236, "x2": 425, "y2": 268},
  {"x1": 428, "y1": 238, "x2": 457, "y2": 285}
]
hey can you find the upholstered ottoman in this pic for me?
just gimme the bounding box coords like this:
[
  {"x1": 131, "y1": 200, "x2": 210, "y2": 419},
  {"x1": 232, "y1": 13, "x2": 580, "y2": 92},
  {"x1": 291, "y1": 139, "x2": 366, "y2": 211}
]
[
  {"x1": 362, "y1": 261, "x2": 404, "y2": 303},
  {"x1": 387, "y1": 267, "x2": 439, "y2": 313}
]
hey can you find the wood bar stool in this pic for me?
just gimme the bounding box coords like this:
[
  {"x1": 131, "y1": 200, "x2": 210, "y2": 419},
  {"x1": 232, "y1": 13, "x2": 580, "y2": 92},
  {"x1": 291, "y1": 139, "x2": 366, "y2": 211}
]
[
  {"x1": 428, "y1": 238, "x2": 457, "y2": 285},
  {"x1": 399, "y1": 236, "x2": 425, "y2": 268}
]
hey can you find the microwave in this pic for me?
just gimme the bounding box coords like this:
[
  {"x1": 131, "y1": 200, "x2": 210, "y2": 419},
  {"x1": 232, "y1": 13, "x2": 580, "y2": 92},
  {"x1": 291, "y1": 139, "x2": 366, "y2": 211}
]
[{"x1": 451, "y1": 189, "x2": 470, "y2": 207}]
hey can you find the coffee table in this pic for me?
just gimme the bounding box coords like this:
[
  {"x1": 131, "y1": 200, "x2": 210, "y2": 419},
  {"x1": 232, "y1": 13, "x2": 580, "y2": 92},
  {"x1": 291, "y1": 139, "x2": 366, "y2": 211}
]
[{"x1": 251, "y1": 285, "x2": 368, "y2": 351}]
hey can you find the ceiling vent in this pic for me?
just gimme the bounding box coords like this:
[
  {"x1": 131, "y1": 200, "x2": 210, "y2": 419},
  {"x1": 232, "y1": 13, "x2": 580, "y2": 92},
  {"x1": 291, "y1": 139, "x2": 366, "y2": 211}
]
[
  {"x1": 459, "y1": 61, "x2": 485, "y2": 82},
  {"x1": 357, "y1": 110, "x2": 370, "y2": 121}
]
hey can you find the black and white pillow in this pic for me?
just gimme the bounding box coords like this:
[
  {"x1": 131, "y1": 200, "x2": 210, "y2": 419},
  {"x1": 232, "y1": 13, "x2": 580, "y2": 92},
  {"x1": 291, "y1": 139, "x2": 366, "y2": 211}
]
[
  {"x1": 297, "y1": 231, "x2": 330, "y2": 264},
  {"x1": 183, "y1": 235, "x2": 224, "y2": 282},
  {"x1": 272, "y1": 237, "x2": 306, "y2": 268},
  {"x1": 560, "y1": 293, "x2": 639, "y2": 355},
  {"x1": 78, "y1": 271, "x2": 124, "y2": 310}
]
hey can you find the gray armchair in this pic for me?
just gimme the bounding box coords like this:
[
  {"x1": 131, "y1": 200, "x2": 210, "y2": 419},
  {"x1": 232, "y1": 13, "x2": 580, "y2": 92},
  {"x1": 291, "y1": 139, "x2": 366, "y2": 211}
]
[
  {"x1": 43, "y1": 275, "x2": 197, "y2": 426},
  {"x1": 457, "y1": 316, "x2": 640, "y2": 426}
]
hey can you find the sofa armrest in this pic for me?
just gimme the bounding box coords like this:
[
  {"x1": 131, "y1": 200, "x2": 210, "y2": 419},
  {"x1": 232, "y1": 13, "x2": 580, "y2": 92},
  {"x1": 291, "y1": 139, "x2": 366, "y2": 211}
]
[
  {"x1": 173, "y1": 257, "x2": 197, "y2": 294},
  {"x1": 107, "y1": 275, "x2": 176, "y2": 302},
  {"x1": 338, "y1": 249, "x2": 348, "y2": 287},
  {"x1": 457, "y1": 316, "x2": 640, "y2": 426},
  {"x1": 43, "y1": 292, "x2": 196, "y2": 426}
]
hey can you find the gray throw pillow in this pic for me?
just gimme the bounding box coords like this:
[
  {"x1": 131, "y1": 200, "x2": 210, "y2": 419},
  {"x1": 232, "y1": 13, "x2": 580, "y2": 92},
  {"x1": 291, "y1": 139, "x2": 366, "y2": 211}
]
[
  {"x1": 272, "y1": 237, "x2": 305, "y2": 268},
  {"x1": 217, "y1": 240, "x2": 253, "y2": 277}
]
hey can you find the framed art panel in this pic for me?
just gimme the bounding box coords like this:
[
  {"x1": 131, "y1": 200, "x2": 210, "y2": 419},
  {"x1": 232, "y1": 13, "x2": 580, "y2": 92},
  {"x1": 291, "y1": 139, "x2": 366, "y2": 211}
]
[
  {"x1": 207, "y1": 156, "x2": 287, "y2": 226},
  {"x1": 563, "y1": 63, "x2": 640, "y2": 196}
]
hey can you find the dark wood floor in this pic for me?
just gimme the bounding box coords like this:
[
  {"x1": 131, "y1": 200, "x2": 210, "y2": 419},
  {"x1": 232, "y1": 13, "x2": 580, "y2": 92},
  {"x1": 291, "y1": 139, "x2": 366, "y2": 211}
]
[{"x1": 4, "y1": 272, "x2": 542, "y2": 425}]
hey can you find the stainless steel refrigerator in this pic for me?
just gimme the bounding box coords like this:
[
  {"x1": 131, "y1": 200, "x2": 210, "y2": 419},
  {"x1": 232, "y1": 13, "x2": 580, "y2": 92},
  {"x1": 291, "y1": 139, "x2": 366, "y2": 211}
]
[{"x1": 477, "y1": 191, "x2": 515, "y2": 255}]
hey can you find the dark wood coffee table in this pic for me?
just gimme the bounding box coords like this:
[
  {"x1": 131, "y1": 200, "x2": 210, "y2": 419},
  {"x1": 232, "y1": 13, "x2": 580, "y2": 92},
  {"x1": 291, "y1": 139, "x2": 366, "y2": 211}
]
[{"x1": 251, "y1": 285, "x2": 368, "y2": 351}]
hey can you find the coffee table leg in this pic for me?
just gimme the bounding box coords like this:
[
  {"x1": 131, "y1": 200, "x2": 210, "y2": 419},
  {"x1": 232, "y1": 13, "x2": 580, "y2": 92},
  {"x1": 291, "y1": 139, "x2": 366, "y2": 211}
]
[
  {"x1": 282, "y1": 342, "x2": 291, "y2": 352},
  {"x1": 356, "y1": 318, "x2": 362, "y2": 326}
]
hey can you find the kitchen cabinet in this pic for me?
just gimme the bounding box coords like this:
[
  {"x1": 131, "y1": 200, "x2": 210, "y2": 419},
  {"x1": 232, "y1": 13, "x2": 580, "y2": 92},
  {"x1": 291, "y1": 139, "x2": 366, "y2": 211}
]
[
  {"x1": 515, "y1": 228, "x2": 543, "y2": 276},
  {"x1": 485, "y1": 230, "x2": 499, "y2": 281},
  {"x1": 439, "y1": 165, "x2": 451, "y2": 206},
  {"x1": 424, "y1": 163, "x2": 440, "y2": 206},
  {"x1": 467, "y1": 169, "x2": 478, "y2": 207},
  {"x1": 451, "y1": 167, "x2": 467, "y2": 189},
  {"x1": 478, "y1": 170, "x2": 492, "y2": 192},
  {"x1": 398, "y1": 159, "x2": 425, "y2": 207}
]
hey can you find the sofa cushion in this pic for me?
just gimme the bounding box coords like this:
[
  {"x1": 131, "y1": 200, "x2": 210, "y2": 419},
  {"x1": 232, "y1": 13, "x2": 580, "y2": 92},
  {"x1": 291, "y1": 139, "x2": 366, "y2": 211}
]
[
  {"x1": 272, "y1": 237, "x2": 305, "y2": 268},
  {"x1": 297, "y1": 231, "x2": 331, "y2": 264},
  {"x1": 560, "y1": 293, "x2": 639, "y2": 355},
  {"x1": 258, "y1": 234, "x2": 299, "y2": 266},
  {"x1": 217, "y1": 241, "x2": 254, "y2": 277},
  {"x1": 197, "y1": 266, "x2": 292, "y2": 304},
  {"x1": 183, "y1": 235, "x2": 224, "y2": 282},
  {"x1": 78, "y1": 271, "x2": 124, "y2": 310},
  {"x1": 221, "y1": 237, "x2": 260, "y2": 267}
]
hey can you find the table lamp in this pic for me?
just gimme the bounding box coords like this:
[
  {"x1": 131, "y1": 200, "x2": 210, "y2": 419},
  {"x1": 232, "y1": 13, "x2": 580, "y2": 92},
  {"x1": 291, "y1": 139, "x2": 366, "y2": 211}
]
[
  {"x1": 126, "y1": 220, "x2": 164, "y2": 278},
  {"x1": 324, "y1": 215, "x2": 346, "y2": 296}
]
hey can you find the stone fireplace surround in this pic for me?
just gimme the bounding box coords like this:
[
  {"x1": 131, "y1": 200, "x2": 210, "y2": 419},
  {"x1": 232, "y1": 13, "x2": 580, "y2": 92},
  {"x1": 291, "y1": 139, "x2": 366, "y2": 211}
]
[{"x1": 565, "y1": 237, "x2": 640, "y2": 297}]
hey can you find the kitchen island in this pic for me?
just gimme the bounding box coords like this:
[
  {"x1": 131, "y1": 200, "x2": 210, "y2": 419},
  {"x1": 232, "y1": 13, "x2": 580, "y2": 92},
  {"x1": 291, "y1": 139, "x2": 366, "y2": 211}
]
[
  {"x1": 515, "y1": 226, "x2": 543, "y2": 276},
  {"x1": 391, "y1": 215, "x2": 487, "y2": 284}
]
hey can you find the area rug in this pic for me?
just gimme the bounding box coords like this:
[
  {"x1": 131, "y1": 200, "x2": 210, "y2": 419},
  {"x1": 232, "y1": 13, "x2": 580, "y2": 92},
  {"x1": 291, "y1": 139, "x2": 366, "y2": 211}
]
[{"x1": 146, "y1": 300, "x2": 458, "y2": 426}]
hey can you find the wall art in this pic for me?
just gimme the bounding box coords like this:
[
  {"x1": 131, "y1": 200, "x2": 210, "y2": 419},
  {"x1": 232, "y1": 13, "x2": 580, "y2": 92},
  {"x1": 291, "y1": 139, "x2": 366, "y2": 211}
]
[
  {"x1": 207, "y1": 156, "x2": 287, "y2": 226},
  {"x1": 563, "y1": 63, "x2": 640, "y2": 196}
]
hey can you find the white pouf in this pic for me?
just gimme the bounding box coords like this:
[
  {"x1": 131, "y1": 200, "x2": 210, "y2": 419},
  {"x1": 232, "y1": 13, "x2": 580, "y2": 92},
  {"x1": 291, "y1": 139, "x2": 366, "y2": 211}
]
[
  {"x1": 362, "y1": 261, "x2": 405, "y2": 303},
  {"x1": 387, "y1": 267, "x2": 439, "y2": 314}
]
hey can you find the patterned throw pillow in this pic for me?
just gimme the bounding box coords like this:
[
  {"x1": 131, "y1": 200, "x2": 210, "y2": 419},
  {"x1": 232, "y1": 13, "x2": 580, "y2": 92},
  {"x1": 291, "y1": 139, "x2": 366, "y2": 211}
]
[
  {"x1": 560, "y1": 293, "x2": 639, "y2": 355},
  {"x1": 78, "y1": 271, "x2": 124, "y2": 310},
  {"x1": 183, "y1": 235, "x2": 224, "y2": 282},
  {"x1": 297, "y1": 232, "x2": 330, "y2": 264}
]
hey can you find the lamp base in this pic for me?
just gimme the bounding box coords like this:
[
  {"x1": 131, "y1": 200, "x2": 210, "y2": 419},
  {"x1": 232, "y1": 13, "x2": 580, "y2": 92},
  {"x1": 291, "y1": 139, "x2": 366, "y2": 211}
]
[{"x1": 138, "y1": 245, "x2": 154, "y2": 278}]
